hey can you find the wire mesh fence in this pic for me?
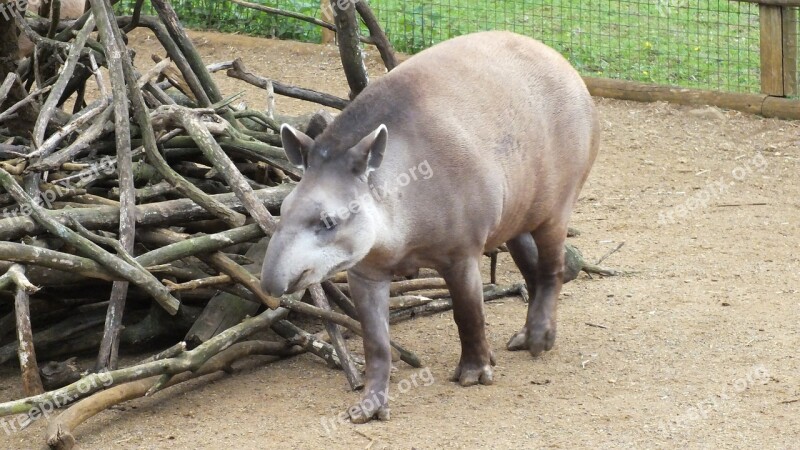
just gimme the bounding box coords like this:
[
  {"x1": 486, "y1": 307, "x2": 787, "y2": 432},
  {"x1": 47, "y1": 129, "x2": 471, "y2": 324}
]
[
  {"x1": 367, "y1": 0, "x2": 763, "y2": 93},
  {"x1": 113, "y1": 1, "x2": 799, "y2": 95}
]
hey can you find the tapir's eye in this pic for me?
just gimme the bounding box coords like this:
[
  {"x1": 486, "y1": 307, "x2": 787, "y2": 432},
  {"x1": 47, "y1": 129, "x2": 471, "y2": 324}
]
[{"x1": 318, "y1": 212, "x2": 337, "y2": 231}]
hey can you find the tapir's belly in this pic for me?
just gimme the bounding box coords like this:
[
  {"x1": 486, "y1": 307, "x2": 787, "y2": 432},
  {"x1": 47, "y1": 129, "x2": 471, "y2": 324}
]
[
  {"x1": 426, "y1": 142, "x2": 581, "y2": 244},
  {"x1": 371, "y1": 156, "x2": 571, "y2": 274}
]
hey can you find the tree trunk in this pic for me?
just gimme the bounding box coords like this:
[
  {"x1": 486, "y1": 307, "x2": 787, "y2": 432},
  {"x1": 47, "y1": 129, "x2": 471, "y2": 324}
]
[{"x1": 330, "y1": 0, "x2": 369, "y2": 98}]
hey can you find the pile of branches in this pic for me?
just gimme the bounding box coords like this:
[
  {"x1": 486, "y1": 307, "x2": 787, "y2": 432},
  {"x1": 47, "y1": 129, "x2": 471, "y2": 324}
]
[{"x1": 0, "y1": 1, "x2": 618, "y2": 447}]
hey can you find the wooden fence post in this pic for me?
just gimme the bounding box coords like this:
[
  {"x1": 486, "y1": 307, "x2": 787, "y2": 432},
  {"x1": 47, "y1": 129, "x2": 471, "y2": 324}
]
[
  {"x1": 759, "y1": 4, "x2": 798, "y2": 96},
  {"x1": 782, "y1": 7, "x2": 798, "y2": 95},
  {"x1": 320, "y1": 0, "x2": 335, "y2": 44}
]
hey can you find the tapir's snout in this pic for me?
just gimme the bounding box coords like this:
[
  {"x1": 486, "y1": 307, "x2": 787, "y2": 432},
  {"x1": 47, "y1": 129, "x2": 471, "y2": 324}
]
[
  {"x1": 261, "y1": 265, "x2": 311, "y2": 297},
  {"x1": 260, "y1": 228, "x2": 317, "y2": 297},
  {"x1": 260, "y1": 235, "x2": 291, "y2": 297},
  {"x1": 260, "y1": 262, "x2": 287, "y2": 298}
]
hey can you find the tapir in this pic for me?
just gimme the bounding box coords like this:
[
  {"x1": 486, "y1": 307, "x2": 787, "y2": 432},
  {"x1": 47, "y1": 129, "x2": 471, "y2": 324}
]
[{"x1": 261, "y1": 30, "x2": 599, "y2": 423}]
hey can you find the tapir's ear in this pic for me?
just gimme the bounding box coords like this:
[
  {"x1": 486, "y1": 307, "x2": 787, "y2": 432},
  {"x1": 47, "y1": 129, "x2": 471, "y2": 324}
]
[
  {"x1": 349, "y1": 124, "x2": 388, "y2": 176},
  {"x1": 280, "y1": 124, "x2": 314, "y2": 170}
]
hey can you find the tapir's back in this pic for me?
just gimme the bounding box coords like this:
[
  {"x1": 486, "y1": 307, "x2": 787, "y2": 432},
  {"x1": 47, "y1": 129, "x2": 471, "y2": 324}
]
[
  {"x1": 320, "y1": 31, "x2": 595, "y2": 160},
  {"x1": 386, "y1": 31, "x2": 597, "y2": 197}
]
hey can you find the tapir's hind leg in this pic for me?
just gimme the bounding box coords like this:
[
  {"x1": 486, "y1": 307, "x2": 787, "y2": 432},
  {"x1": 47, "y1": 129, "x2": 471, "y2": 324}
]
[
  {"x1": 505, "y1": 232, "x2": 538, "y2": 350},
  {"x1": 441, "y1": 256, "x2": 495, "y2": 386},
  {"x1": 506, "y1": 222, "x2": 567, "y2": 357}
]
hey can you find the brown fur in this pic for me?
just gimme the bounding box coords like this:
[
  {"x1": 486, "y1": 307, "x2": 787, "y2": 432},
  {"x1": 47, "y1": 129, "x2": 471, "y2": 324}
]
[{"x1": 17, "y1": 0, "x2": 85, "y2": 58}]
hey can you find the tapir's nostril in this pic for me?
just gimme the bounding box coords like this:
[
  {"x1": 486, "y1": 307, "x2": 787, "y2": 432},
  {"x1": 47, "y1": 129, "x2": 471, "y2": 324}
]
[
  {"x1": 261, "y1": 279, "x2": 285, "y2": 298},
  {"x1": 269, "y1": 286, "x2": 286, "y2": 297}
]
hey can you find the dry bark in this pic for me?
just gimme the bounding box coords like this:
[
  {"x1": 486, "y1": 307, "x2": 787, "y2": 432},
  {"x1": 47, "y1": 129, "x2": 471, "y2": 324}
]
[
  {"x1": 330, "y1": 0, "x2": 369, "y2": 98},
  {"x1": 11, "y1": 265, "x2": 46, "y2": 395},
  {"x1": 89, "y1": 0, "x2": 133, "y2": 372},
  {"x1": 0, "y1": 168, "x2": 181, "y2": 314},
  {"x1": 309, "y1": 284, "x2": 363, "y2": 390},
  {"x1": 356, "y1": 0, "x2": 398, "y2": 71}
]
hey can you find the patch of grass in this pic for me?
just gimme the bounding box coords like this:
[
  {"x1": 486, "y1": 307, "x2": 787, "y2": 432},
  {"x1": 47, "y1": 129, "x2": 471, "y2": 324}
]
[
  {"x1": 116, "y1": 0, "x2": 764, "y2": 93},
  {"x1": 115, "y1": 0, "x2": 322, "y2": 40}
]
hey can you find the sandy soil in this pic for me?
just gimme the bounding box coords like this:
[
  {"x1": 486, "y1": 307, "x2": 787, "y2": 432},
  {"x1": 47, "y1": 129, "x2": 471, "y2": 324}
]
[{"x1": 1, "y1": 29, "x2": 799, "y2": 450}]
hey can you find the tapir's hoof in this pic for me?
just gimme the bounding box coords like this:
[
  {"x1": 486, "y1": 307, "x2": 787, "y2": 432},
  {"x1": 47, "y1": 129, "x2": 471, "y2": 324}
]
[
  {"x1": 506, "y1": 325, "x2": 556, "y2": 357},
  {"x1": 450, "y1": 355, "x2": 494, "y2": 387},
  {"x1": 348, "y1": 402, "x2": 390, "y2": 424},
  {"x1": 506, "y1": 330, "x2": 528, "y2": 351}
]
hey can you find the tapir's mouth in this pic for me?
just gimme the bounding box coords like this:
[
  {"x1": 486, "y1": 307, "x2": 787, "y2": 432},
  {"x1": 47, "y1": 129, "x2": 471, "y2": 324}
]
[
  {"x1": 287, "y1": 268, "x2": 313, "y2": 294},
  {"x1": 286, "y1": 261, "x2": 355, "y2": 294}
]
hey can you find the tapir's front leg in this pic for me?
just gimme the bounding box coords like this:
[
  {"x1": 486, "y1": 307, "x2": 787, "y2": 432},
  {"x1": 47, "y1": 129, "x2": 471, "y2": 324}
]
[{"x1": 346, "y1": 269, "x2": 392, "y2": 423}]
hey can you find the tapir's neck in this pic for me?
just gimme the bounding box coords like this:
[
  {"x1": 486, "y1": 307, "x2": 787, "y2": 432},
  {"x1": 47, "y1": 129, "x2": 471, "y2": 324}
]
[{"x1": 355, "y1": 166, "x2": 418, "y2": 276}]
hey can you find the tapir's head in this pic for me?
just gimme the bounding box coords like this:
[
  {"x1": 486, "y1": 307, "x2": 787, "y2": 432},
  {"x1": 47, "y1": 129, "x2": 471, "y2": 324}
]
[{"x1": 260, "y1": 122, "x2": 388, "y2": 297}]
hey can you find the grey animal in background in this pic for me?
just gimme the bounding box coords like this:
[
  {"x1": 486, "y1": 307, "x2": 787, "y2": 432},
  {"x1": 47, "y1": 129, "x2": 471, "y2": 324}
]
[{"x1": 16, "y1": 0, "x2": 86, "y2": 58}]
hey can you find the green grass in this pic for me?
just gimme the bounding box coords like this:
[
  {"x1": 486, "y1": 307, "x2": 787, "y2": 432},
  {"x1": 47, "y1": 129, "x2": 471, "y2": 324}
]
[
  {"x1": 367, "y1": 0, "x2": 762, "y2": 93},
  {"x1": 115, "y1": 0, "x2": 764, "y2": 93},
  {"x1": 115, "y1": 0, "x2": 324, "y2": 40}
]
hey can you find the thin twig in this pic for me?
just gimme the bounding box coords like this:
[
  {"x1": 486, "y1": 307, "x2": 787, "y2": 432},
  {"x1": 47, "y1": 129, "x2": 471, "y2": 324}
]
[
  {"x1": 31, "y1": 15, "x2": 95, "y2": 149},
  {"x1": 715, "y1": 202, "x2": 768, "y2": 207},
  {"x1": 309, "y1": 284, "x2": 363, "y2": 390},
  {"x1": 0, "y1": 73, "x2": 17, "y2": 106},
  {"x1": 164, "y1": 275, "x2": 232, "y2": 292},
  {"x1": 0, "y1": 85, "x2": 52, "y2": 124},
  {"x1": 596, "y1": 242, "x2": 624, "y2": 265},
  {"x1": 227, "y1": 58, "x2": 349, "y2": 110}
]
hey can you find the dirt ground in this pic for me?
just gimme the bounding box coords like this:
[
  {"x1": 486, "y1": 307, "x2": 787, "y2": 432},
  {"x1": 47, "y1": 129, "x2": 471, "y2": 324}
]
[{"x1": 1, "y1": 29, "x2": 799, "y2": 450}]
